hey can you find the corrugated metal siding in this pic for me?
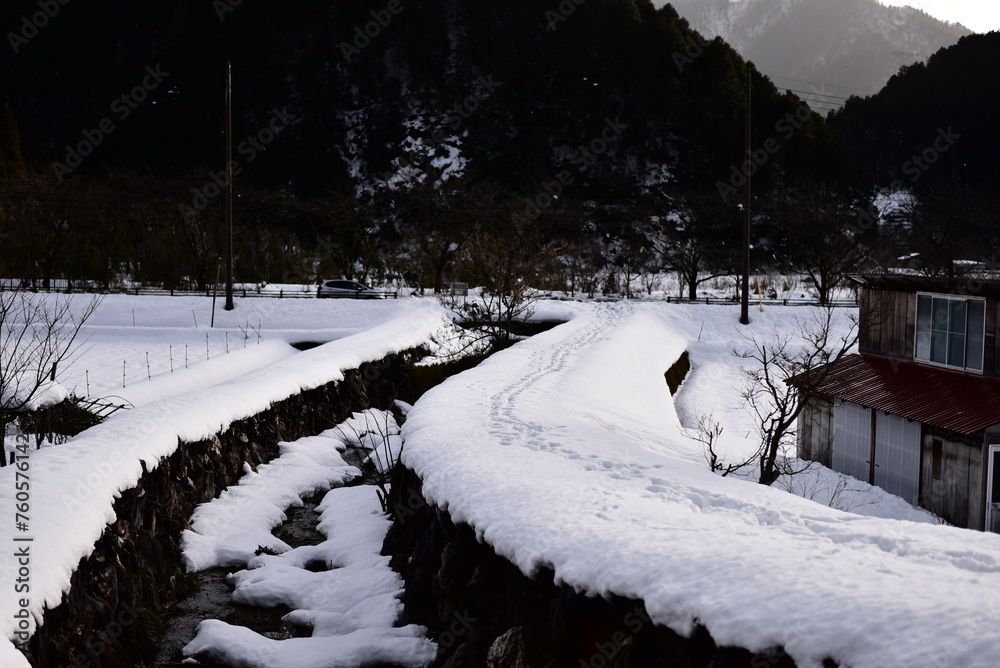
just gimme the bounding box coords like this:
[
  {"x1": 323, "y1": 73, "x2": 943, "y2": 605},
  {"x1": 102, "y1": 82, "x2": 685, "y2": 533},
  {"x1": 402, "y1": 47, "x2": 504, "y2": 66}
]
[
  {"x1": 833, "y1": 400, "x2": 872, "y2": 482},
  {"x1": 792, "y1": 354, "x2": 1000, "y2": 436},
  {"x1": 874, "y1": 410, "x2": 922, "y2": 504}
]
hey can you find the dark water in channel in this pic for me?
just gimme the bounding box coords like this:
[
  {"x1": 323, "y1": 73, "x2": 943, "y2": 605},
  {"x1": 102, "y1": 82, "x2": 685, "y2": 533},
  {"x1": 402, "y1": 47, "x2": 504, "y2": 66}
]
[{"x1": 152, "y1": 498, "x2": 325, "y2": 666}]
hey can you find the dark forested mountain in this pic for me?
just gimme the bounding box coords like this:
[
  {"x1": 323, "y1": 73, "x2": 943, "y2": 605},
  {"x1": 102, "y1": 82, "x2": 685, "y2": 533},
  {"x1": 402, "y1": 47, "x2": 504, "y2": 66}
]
[
  {"x1": 828, "y1": 32, "x2": 1000, "y2": 276},
  {"x1": 0, "y1": 0, "x2": 857, "y2": 194},
  {"x1": 0, "y1": 0, "x2": 867, "y2": 292},
  {"x1": 666, "y1": 0, "x2": 971, "y2": 112},
  {"x1": 828, "y1": 31, "x2": 1000, "y2": 189}
]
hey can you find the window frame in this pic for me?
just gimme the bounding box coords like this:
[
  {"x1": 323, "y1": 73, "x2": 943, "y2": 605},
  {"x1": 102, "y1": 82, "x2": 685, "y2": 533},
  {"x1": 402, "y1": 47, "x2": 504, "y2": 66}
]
[{"x1": 913, "y1": 292, "x2": 987, "y2": 374}]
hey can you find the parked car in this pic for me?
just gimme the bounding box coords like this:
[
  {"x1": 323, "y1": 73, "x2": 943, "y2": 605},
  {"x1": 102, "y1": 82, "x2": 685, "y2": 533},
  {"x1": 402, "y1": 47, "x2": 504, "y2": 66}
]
[{"x1": 316, "y1": 280, "x2": 393, "y2": 299}]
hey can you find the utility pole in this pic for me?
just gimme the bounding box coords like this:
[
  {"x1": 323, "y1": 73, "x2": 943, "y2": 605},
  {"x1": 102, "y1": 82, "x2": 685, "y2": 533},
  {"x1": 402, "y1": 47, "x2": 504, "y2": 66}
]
[
  {"x1": 224, "y1": 61, "x2": 235, "y2": 311},
  {"x1": 740, "y1": 62, "x2": 751, "y2": 326}
]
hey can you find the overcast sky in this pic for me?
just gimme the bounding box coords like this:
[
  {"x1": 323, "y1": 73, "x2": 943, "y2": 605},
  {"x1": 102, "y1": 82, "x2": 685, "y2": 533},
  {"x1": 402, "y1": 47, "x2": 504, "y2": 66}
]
[{"x1": 875, "y1": 1, "x2": 997, "y2": 33}]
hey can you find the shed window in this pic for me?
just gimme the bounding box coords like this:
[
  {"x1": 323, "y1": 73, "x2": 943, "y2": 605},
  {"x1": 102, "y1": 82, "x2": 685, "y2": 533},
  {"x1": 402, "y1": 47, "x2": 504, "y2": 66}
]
[{"x1": 915, "y1": 294, "x2": 985, "y2": 372}]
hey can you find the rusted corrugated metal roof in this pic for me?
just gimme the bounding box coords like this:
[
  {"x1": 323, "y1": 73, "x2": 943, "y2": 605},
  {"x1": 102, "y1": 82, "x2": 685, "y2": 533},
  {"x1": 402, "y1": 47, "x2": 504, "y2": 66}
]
[
  {"x1": 789, "y1": 353, "x2": 1000, "y2": 436},
  {"x1": 848, "y1": 274, "x2": 1000, "y2": 300}
]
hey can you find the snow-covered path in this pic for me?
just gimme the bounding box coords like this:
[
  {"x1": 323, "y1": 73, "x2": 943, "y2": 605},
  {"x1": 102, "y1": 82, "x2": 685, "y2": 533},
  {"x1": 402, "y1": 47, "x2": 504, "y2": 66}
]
[{"x1": 403, "y1": 301, "x2": 1000, "y2": 668}]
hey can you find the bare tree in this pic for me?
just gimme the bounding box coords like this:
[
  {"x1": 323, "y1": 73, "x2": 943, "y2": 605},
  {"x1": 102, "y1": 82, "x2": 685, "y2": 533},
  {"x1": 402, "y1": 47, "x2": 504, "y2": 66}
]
[
  {"x1": 665, "y1": 190, "x2": 738, "y2": 301},
  {"x1": 0, "y1": 291, "x2": 101, "y2": 463},
  {"x1": 781, "y1": 189, "x2": 879, "y2": 305},
  {"x1": 904, "y1": 183, "x2": 988, "y2": 278},
  {"x1": 444, "y1": 223, "x2": 554, "y2": 352},
  {"x1": 381, "y1": 175, "x2": 501, "y2": 293},
  {"x1": 735, "y1": 308, "x2": 857, "y2": 486},
  {"x1": 613, "y1": 238, "x2": 656, "y2": 300},
  {"x1": 558, "y1": 237, "x2": 605, "y2": 299}
]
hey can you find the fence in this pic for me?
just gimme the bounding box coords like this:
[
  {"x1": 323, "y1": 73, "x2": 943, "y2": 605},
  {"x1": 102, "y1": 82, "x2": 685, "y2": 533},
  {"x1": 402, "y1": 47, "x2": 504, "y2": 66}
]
[
  {"x1": 660, "y1": 296, "x2": 859, "y2": 307},
  {"x1": 2, "y1": 282, "x2": 329, "y2": 299},
  {"x1": 547, "y1": 295, "x2": 859, "y2": 307},
  {"x1": 0, "y1": 280, "x2": 856, "y2": 307}
]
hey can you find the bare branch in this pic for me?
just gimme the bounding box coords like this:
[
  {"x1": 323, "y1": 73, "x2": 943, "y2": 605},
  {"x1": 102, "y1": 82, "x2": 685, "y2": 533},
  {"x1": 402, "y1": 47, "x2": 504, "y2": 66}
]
[
  {"x1": 735, "y1": 307, "x2": 858, "y2": 486},
  {"x1": 1, "y1": 292, "x2": 102, "y2": 461}
]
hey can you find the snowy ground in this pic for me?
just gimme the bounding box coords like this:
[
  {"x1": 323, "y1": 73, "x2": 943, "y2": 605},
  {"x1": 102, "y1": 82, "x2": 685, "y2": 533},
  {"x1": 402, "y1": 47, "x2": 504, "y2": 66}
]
[
  {"x1": 403, "y1": 301, "x2": 1000, "y2": 668},
  {"x1": 0, "y1": 291, "x2": 990, "y2": 667}
]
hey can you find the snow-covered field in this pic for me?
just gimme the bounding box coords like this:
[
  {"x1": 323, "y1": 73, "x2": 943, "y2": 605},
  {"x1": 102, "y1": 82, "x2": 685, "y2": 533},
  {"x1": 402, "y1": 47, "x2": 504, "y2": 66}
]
[{"x1": 0, "y1": 292, "x2": 995, "y2": 667}]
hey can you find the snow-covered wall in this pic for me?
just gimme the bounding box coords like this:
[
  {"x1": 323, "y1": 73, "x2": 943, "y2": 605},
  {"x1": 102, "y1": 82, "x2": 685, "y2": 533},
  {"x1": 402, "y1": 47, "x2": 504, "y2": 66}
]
[
  {"x1": 384, "y1": 465, "x2": 777, "y2": 666},
  {"x1": 25, "y1": 349, "x2": 424, "y2": 666},
  {"x1": 0, "y1": 299, "x2": 447, "y2": 666},
  {"x1": 401, "y1": 302, "x2": 1000, "y2": 668}
]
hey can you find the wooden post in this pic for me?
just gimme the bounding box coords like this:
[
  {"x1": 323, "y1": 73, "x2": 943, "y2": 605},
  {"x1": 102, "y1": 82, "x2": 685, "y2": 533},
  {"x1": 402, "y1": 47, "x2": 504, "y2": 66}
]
[{"x1": 211, "y1": 262, "x2": 221, "y2": 328}]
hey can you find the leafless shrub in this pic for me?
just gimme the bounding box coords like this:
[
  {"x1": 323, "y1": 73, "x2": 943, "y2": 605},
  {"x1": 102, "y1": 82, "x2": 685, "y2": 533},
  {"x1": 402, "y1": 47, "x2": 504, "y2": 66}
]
[
  {"x1": 1, "y1": 292, "x2": 101, "y2": 463},
  {"x1": 442, "y1": 224, "x2": 553, "y2": 352},
  {"x1": 689, "y1": 413, "x2": 740, "y2": 477},
  {"x1": 335, "y1": 407, "x2": 403, "y2": 513}
]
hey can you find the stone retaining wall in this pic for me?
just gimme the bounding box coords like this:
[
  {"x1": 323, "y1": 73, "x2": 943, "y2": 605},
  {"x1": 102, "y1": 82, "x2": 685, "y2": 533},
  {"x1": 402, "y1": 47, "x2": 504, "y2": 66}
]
[
  {"x1": 26, "y1": 349, "x2": 423, "y2": 667},
  {"x1": 383, "y1": 466, "x2": 803, "y2": 668}
]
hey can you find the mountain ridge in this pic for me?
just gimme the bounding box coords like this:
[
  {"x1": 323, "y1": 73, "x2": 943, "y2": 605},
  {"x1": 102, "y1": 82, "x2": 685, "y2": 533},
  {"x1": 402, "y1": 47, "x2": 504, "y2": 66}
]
[{"x1": 663, "y1": 0, "x2": 971, "y2": 110}]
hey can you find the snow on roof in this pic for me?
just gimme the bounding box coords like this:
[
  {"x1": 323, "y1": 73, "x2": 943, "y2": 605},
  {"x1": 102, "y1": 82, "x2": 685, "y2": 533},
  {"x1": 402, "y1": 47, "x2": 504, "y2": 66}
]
[
  {"x1": 0, "y1": 298, "x2": 448, "y2": 664},
  {"x1": 402, "y1": 302, "x2": 1000, "y2": 668}
]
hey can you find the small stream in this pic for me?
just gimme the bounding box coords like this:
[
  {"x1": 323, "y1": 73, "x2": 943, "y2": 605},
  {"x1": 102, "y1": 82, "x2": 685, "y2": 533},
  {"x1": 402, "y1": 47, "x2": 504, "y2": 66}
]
[{"x1": 152, "y1": 497, "x2": 326, "y2": 666}]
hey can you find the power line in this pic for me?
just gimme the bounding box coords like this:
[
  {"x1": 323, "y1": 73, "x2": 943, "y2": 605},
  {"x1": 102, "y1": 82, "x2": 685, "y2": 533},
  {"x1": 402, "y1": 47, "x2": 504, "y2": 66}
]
[
  {"x1": 781, "y1": 88, "x2": 855, "y2": 102},
  {"x1": 769, "y1": 75, "x2": 877, "y2": 94}
]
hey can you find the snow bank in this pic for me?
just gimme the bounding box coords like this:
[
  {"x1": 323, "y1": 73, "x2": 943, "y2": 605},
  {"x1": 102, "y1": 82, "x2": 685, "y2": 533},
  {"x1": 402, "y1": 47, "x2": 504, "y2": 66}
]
[
  {"x1": 66, "y1": 295, "x2": 442, "y2": 401},
  {"x1": 183, "y1": 485, "x2": 437, "y2": 668},
  {"x1": 2, "y1": 381, "x2": 70, "y2": 412},
  {"x1": 0, "y1": 298, "x2": 447, "y2": 662},
  {"x1": 402, "y1": 302, "x2": 1000, "y2": 668},
  {"x1": 180, "y1": 431, "x2": 359, "y2": 571}
]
